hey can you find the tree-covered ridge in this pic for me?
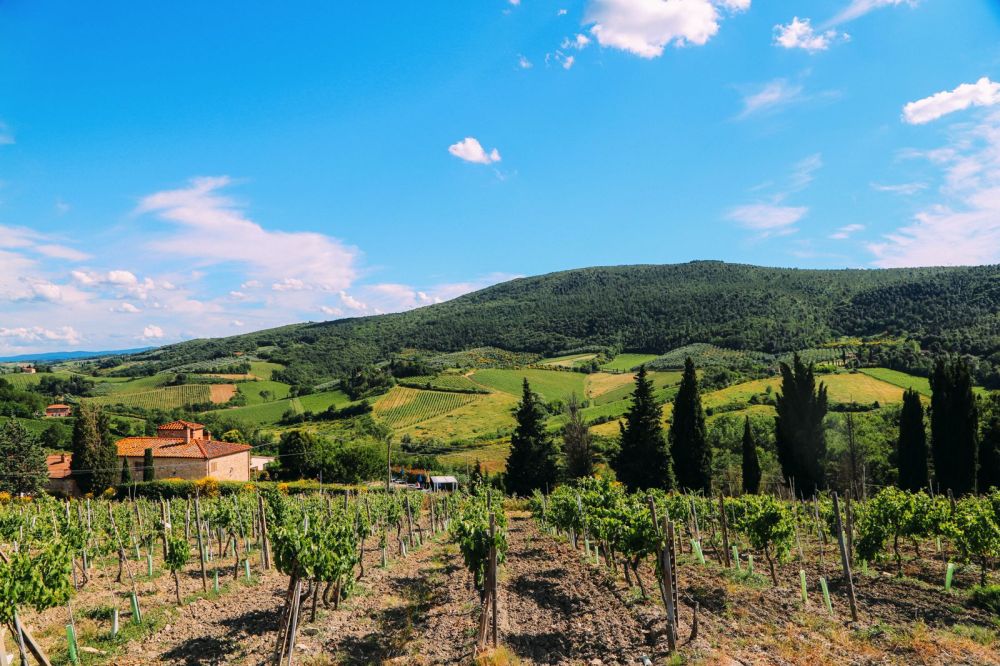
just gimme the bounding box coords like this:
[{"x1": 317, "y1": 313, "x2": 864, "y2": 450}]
[{"x1": 130, "y1": 262, "x2": 1000, "y2": 385}]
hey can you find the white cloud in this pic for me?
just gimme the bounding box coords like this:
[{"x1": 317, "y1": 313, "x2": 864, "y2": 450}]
[
  {"x1": 562, "y1": 34, "x2": 591, "y2": 50},
  {"x1": 562, "y1": 55, "x2": 576, "y2": 70},
  {"x1": 320, "y1": 305, "x2": 343, "y2": 317},
  {"x1": 773, "y1": 17, "x2": 846, "y2": 52},
  {"x1": 518, "y1": 55, "x2": 533, "y2": 69},
  {"x1": 726, "y1": 204, "x2": 807, "y2": 234},
  {"x1": 113, "y1": 302, "x2": 142, "y2": 313},
  {"x1": 902, "y1": 77, "x2": 1000, "y2": 125},
  {"x1": 271, "y1": 277, "x2": 308, "y2": 292},
  {"x1": 0, "y1": 326, "x2": 80, "y2": 345},
  {"x1": 509, "y1": 0, "x2": 520, "y2": 5},
  {"x1": 557, "y1": 8, "x2": 568, "y2": 15},
  {"x1": 338, "y1": 291, "x2": 367, "y2": 311},
  {"x1": 241, "y1": 279, "x2": 262, "y2": 289},
  {"x1": 829, "y1": 223, "x2": 865, "y2": 239},
  {"x1": 869, "y1": 112, "x2": 1000, "y2": 266},
  {"x1": 137, "y1": 176, "x2": 358, "y2": 293},
  {"x1": 739, "y1": 79, "x2": 804, "y2": 118},
  {"x1": 584, "y1": 0, "x2": 748, "y2": 59},
  {"x1": 231, "y1": 320, "x2": 245, "y2": 327},
  {"x1": 141, "y1": 325, "x2": 164, "y2": 340},
  {"x1": 448, "y1": 137, "x2": 502, "y2": 165},
  {"x1": 871, "y1": 182, "x2": 926, "y2": 195},
  {"x1": 34, "y1": 244, "x2": 90, "y2": 261},
  {"x1": 828, "y1": 0, "x2": 914, "y2": 26},
  {"x1": 789, "y1": 153, "x2": 823, "y2": 191}
]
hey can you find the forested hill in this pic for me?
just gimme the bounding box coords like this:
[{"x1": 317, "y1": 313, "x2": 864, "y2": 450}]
[{"x1": 134, "y1": 262, "x2": 1000, "y2": 383}]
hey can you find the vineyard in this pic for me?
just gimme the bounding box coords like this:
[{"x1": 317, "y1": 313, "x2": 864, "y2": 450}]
[
  {"x1": 85, "y1": 385, "x2": 218, "y2": 411},
  {"x1": 373, "y1": 387, "x2": 480, "y2": 429},
  {"x1": 397, "y1": 374, "x2": 490, "y2": 394}
]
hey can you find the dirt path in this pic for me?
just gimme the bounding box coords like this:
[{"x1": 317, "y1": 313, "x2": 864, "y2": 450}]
[{"x1": 499, "y1": 513, "x2": 658, "y2": 665}]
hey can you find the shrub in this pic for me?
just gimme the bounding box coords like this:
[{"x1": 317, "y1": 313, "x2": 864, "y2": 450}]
[{"x1": 970, "y1": 584, "x2": 1000, "y2": 614}]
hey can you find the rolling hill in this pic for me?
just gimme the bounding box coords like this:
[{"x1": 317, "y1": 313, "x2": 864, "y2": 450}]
[{"x1": 125, "y1": 262, "x2": 1000, "y2": 385}]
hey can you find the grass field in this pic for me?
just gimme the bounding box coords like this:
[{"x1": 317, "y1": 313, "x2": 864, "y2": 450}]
[
  {"x1": 239, "y1": 380, "x2": 292, "y2": 404},
  {"x1": 437, "y1": 438, "x2": 511, "y2": 473},
  {"x1": 584, "y1": 372, "x2": 635, "y2": 400},
  {"x1": 398, "y1": 374, "x2": 489, "y2": 393},
  {"x1": 399, "y1": 390, "x2": 519, "y2": 442},
  {"x1": 91, "y1": 374, "x2": 172, "y2": 395},
  {"x1": 860, "y1": 367, "x2": 932, "y2": 396},
  {"x1": 250, "y1": 361, "x2": 283, "y2": 380},
  {"x1": 589, "y1": 370, "x2": 682, "y2": 406},
  {"x1": 0, "y1": 415, "x2": 71, "y2": 439},
  {"x1": 0, "y1": 371, "x2": 72, "y2": 388},
  {"x1": 208, "y1": 396, "x2": 305, "y2": 425},
  {"x1": 86, "y1": 384, "x2": 214, "y2": 410},
  {"x1": 538, "y1": 353, "x2": 597, "y2": 368},
  {"x1": 373, "y1": 387, "x2": 480, "y2": 429},
  {"x1": 469, "y1": 368, "x2": 587, "y2": 402},
  {"x1": 298, "y1": 389, "x2": 352, "y2": 413},
  {"x1": 599, "y1": 353, "x2": 659, "y2": 372}
]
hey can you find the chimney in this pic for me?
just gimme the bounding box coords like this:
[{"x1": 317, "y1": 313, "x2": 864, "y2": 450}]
[{"x1": 184, "y1": 427, "x2": 191, "y2": 444}]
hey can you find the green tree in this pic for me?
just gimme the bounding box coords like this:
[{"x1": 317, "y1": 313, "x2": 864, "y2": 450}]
[
  {"x1": 978, "y1": 392, "x2": 1000, "y2": 492},
  {"x1": 741, "y1": 416, "x2": 761, "y2": 494},
  {"x1": 277, "y1": 429, "x2": 325, "y2": 480},
  {"x1": 930, "y1": 358, "x2": 979, "y2": 495},
  {"x1": 143, "y1": 447, "x2": 155, "y2": 482},
  {"x1": 120, "y1": 457, "x2": 133, "y2": 484},
  {"x1": 505, "y1": 379, "x2": 559, "y2": 496},
  {"x1": 774, "y1": 354, "x2": 828, "y2": 497},
  {"x1": 614, "y1": 366, "x2": 673, "y2": 491},
  {"x1": 897, "y1": 388, "x2": 928, "y2": 492},
  {"x1": 40, "y1": 421, "x2": 67, "y2": 451},
  {"x1": 0, "y1": 419, "x2": 49, "y2": 495},
  {"x1": 562, "y1": 393, "x2": 594, "y2": 479},
  {"x1": 669, "y1": 357, "x2": 711, "y2": 493},
  {"x1": 70, "y1": 404, "x2": 119, "y2": 495}
]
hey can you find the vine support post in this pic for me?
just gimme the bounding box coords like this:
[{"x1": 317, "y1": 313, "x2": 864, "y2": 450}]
[
  {"x1": 489, "y1": 512, "x2": 498, "y2": 649},
  {"x1": 160, "y1": 499, "x2": 170, "y2": 560},
  {"x1": 718, "y1": 494, "x2": 731, "y2": 568},
  {"x1": 258, "y1": 492, "x2": 271, "y2": 570},
  {"x1": 194, "y1": 496, "x2": 207, "y2": 591},
  {"x1": 831, "y1": 492, "x2": 859, "y2": 623}
]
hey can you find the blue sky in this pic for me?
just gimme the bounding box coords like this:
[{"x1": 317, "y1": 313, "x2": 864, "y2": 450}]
[{"x1": 1, "y1": 0, "x2": 1000, "y2": 353}]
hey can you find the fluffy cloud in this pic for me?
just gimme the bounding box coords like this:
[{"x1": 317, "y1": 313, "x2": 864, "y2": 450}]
[
  {"x1": 584, "y1": 0, "x2": 748, "y2": 59},
  {"x1": 726, "y1": 204, "x2": 806, "y2": 234},
  {"x1": 518, "y1": 55, "x2": 533, "y2": 69},
  {"x1": 829, "y1": 223, "x2": 865, "y2": 240},
  {"x1": 448, "y1": 137, "x2": 501, "y2": 164},
  {"x1": 113, "y1": 303, "x2": 142, "y2": 313},
  {"x1": 902, "y1": 77, "x2": 1000, "y2": 125},
  {"x1": 141, "y1": 325, "x2": 164, "y2": 340},
  {"x1": 869, "y1": 113, "x2": 1000, "y2": 266},
  {"x1": 773, "y1": 17, "x2": 846, "y2": 52},
  {"x1": 0, "y1": 326, "x2": 80, "y2": 345},
  {"x1": 138, "y1": 176, "x2": 358, "y2": 293}
]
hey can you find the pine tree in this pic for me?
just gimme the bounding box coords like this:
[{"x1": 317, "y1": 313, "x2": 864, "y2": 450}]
[
  {"x1": 977, "y1": 392, "x2": 1000, "y2": 493},
  {"x1": 120, "y1": 457, "x2": 133, "y2": 485},
  {"x1": 930, "y1": 358, "x2": 979, "y2": 495},
  {"x1": 897, "y1": 388, "x2": 928, "y2": 491},
  {"x1": 774, "y1": 354, "x2": 828, "y2": 498},
  {"x1": 741, "y1": 417, "x2": 761, "y2": 494},
  {"x1": 614, "y1": 366, "x2": 673, "y2": 491},
  {"x1": 562, "y1": 392, "x2": 594, "y2": 479},
  {"x1": 505, "y1": 379, "x2": 559, "y2": 496},
  {"x1": 143, "y1": 448, "x2": 156, "y2": 482},
  {"x1": 70, "y1": 404, "x2": 118, "y2": 495},
  {"x1": 0, "y1": 419, "x2": 49, "y2": 496},
  {"x1": 669, "y1": 357, "x2": 711, "y2": 493}
]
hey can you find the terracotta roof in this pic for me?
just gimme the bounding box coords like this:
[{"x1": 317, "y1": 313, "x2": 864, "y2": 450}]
[
  {"x1": 47, "y1": 404, "x2": 71, "y2": 409},
  {"x1": 47, "y1": 454, "x2": 72, "y2": 479},
  {"x1": 157, "y1": 420, "x2": 205, "y2": 430},
  {"x1": 117, "y1": 436, "x2": 250, "y2": 460}
]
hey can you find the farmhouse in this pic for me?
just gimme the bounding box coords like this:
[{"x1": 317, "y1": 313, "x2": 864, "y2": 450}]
[
  {"x1": 45, "y1": 404, "x2": 72, "y2": 418},
  {"x1": 116, "y1": 420, "x2": 252, "y2": 481},
  {"x1": 46, "y1": 453, "x2": 79, "y2": 496}
]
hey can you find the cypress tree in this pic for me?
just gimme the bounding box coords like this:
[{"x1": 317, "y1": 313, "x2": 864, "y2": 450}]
[
  {"x1": 0, "y1": 419, "x2": 49, "y2": 496},
  {"x1": 774, "y1": 354, "x2": 828, "y2": 498},
  {"x1": 741, "y1": 417, "x2": 761, "y2": 494},
  {"x1": 977, "y1": 392, "x2": 1000, "y2": 493},
  {"x1": 505, "y1": 379, "x2": 559, "y2": 496},
  {"x1": 120, "y1": 456, "x2": 133, "y2": 485},
  {"x1": 71, "y1": 403, "x2": 118, "y2": 495},
  {"x1": 614, "y1": 366, "x2": 673, "y2": 491},
  {"x1": 143, "y1": 448, "x2": 156, "y2": 482},
  {"x1": 669, "y1": 357, "x2": 711, "y2": 493},
  {"x1": 897, "y1": 388, "x2": 928, "y2": 491},
  {"x1": 930, "y1": 358, "x2": 979, "y2": 495},
  {"x1": 562, "y1": 392, "x2": 594, "y2": 479}
]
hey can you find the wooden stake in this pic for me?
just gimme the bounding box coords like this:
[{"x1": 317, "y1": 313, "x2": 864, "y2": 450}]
[
  {"x1": 718, "y1": 494, "x2": 731, "y2": 568},
  {"x1": 831, "y1": 492, "x2": 858, "y2": 622}
]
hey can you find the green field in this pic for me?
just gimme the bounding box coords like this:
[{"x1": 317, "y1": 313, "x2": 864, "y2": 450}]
[
  {"x1": 599, "y1": 353, "x2": 659, "y2": 372},
  {"x1": 397, "y1": 374, "x2": 489, "y2": 393},
  {"x1": 239, "y1": 380, "x2": 292, "y2": 405},
  {"x1": 589, "y1": 370, "x2": 682, "y2": 406},
  {"x1": 86, "y1": 384, "x2": 213, "y2": 410},
  {"x1": 373, "y1": 387, "x2": 480, "y2": 429},
  {"x1": 0, "y1": 416, "x2": 72, "y2": 439},
  {"x1": 400, "y1": 390, "x2": 519, "y2": 442},
  {"x1": 298, "y1": 390, "x2": 353, "y2": 412},
  {"x1": 208, "y1": 396, "x2": 305, "y2": 425},
  {"x1": 0, "y1": 371, "x2": 72, "y2": 388},
  {"x1": 91, "y1": 374, "x2": 171, "y2": 395},
  {"x1": 469, "y1": 368, "x2": 587, "y2": 402},
  {"x1": 250, "y1": 361, "x2": 283, "y2": 380},
  {"x1": 538, "y1": 353, "x2": 597, "y2": 368},
  {"x1": 860, "y1": 367, "x2": 931, "y2": 396}
]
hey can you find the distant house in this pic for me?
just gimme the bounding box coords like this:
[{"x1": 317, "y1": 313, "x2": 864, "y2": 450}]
[
  {"x1": 45, "y1": 404, "x2": 72, "y2": 418},
  {"x1": 20, "y1": 365, "x2": 36, "y2": 374},
  {"x1": 46, "y1": 453, "x2": 79, "y2": 496},
  {"x1": 250, "y1": 455, "x2": 275, "y2": 475},
  {"x1": 429, "y1": 475, "x2": 459, "y2": 492},
  {"x1": 116, "y1": 420, "x2": 252, "y2": 482}
]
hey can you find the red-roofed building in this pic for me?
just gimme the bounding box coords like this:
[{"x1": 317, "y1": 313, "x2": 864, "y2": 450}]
[
  {"x1": 46, "y1": 453, "x2": 79, "y2": 496},
  {"x1": 45, "y1": 404, "x2": 72, "y2": 418},
  {"x1": 117, "y1": 421, "x2": 251, "y2": 481}
]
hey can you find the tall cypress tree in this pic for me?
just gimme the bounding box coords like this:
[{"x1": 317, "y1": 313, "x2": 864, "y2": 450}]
[
  {"x1": 977, "y1": 392, "x2": 1000, "y2": 493},
  {"x1": 614, "y1": 366, "x2": 673, "y2": 491},
  {"x1": 897, "y1": 388, "x2": 928, "y2": 491},
  {"x1": 741, "y1": 416, "x2": 761, "y2": 494},
  {"x1": 70, "y1": 404, "x2": 102, "y2": 494},
  {"x1": 120, "y1": 457, "x2": 133, "y2": 485},
  {"x1": 562, "y1": 393, "x2": 594, "y2": 479},
  {"x1": 774, "y1": 354, "x2": 828, "y2": 498},
  {"x1": 930, "y1": 358, "x2": 979, "y2": 495},
  {"x1": 669, "y1": 357, "x2": 711, "y2": 493},
  {"x1": 505, "y1": 379, "x2": 559, "y2": 496},
  {"x1": 0, "y1": 419, "x2": 49, "y2": 496},
  {"x1": 143, "y1": 448, "x2": 156, "y2": 482}
]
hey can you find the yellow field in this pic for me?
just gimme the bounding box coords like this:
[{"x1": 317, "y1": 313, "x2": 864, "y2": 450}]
[
  {"x1": 398, "y1": 390, "x2": 519, "y2": 441},
  {"x1": 584, "y1": 372, "x2": 635, "y2": 400}
]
